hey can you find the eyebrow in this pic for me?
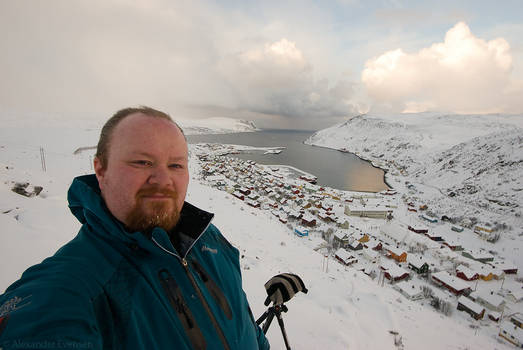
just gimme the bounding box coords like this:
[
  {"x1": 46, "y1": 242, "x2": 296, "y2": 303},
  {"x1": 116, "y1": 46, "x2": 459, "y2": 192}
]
[{"x1": 133, "y1": 151, "x2": 187, "y2": 161}]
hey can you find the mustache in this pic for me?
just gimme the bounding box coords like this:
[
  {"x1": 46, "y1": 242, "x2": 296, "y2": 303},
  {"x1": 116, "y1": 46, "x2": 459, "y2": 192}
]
[{"x1": 136, "y1": 186, "x2": 177, "y2": 198}]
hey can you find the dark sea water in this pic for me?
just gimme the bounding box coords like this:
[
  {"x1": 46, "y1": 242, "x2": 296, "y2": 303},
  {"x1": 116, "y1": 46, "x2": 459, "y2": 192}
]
[{"x1": 187, "y1": 129, "x2": 388, "y2": 193}]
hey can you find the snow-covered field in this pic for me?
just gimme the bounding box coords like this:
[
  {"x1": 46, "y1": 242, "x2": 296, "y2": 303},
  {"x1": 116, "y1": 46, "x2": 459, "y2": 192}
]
[{"x1": 1, "y1": 112, "x2": 521, "y2": 349}]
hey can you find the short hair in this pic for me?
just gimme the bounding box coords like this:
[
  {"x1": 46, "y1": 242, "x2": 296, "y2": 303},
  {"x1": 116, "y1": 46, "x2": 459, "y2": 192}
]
[{"x1": 95, "y1": 106, "x2": 185, "y2": 169}]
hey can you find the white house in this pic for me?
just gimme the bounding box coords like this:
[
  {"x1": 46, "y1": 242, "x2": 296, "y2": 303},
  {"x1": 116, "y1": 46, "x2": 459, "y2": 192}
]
[
  {"x1": 380, "y1": 222, "x2": 409, "y2": 245},
  {"x1": 379, "y1": 261, "x2": 410, "y2": 282},
  {"x1": 344, "y1": 204, "x2": 392, "y2": 219},
  {"x1": 431, "y1": 271, "x2": 471, "y2": 295},
  {"x1": 457, "y1": 296, "x2": 485, "y2": 320},
  {"x1": 394, "y1": 280, "x2": 424, "y2": 301},
  {"x1": 506, "y1": 288, "x2": 523, "y2": 304},
  {"x1": 469, "y1": 291, "x2": 506, "y2": 312},
  {"x1": 499, "y1": 322, "x2": 523, "y2": 347},
  {"x1": 362, "y1": 248, "x2": 379, "y2": 262},
  {"x1": 334, "y1": 248, "x2": 358, "y2": 266}
]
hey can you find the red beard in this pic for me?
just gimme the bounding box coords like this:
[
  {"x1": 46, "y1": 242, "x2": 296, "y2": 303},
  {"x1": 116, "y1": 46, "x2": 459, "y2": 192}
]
[{"x1": 124, "y1": 186, "x2": 181, "y2": 232}]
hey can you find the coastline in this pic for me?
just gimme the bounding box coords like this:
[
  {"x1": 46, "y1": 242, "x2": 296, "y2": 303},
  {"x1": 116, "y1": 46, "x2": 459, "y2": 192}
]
[
  {"x1": 303, "y1": 142, "x2": 392, "y2": 191},
  {"x1": 189, "y1": 130, "x2": 388, "y2": 193}
]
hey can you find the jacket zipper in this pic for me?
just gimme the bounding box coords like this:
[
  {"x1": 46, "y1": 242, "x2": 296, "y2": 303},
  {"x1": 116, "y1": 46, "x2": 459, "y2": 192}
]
[
  {"x1": 191, "y1": 260, "x2": 233, "y2": 320},
  {"x1": 152, "y1": 221, "x2": 231, "y2": 350},
  {"x1": 181, "y1": 257, "x2": 231, "y2": 350},
  {"x1": 158, "y1": 269, "x2": 206, "y2": 349}
]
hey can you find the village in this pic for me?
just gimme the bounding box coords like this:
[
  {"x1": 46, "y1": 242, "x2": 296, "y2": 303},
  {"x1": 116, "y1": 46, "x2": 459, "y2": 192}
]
[{"x1": 191, "y1": 142, "x2": 523, "y2": 347}]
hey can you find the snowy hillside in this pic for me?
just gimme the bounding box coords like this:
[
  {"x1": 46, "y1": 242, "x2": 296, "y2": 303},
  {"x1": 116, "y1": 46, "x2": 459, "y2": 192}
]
[
  {"x1": 305, "y1": 113, "x2": 523, "y2": 237},
  {"x1": 0, "y1": 113, "x2": 521, "y2": 349},
  {"x1": 178, "y1": 117, "x2": 259, "y2": 135}
]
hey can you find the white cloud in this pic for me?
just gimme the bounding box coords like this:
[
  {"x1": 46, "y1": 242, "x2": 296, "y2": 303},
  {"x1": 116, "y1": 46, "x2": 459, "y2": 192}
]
[
  {"x1": 362, "y1": 22, "x2": 523, "y2": 113},
  {"x1": 3, "y1": 1, "x2": 521, "y2": 130},
  {"x1": 218, "y1": 38, "x2": 359, "y2": 124},
  {"x1": 0, "y1": 1, "x2": 360, "y2": 129}
]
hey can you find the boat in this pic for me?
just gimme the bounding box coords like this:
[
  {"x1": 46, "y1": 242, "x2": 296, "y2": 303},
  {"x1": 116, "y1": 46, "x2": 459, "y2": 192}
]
[
  {"x1": 263, "y1": 149, "x2": 282, "y2": 155},
  {"x1": 299, "y1": 175, "x2": 317, "y2": 184}
]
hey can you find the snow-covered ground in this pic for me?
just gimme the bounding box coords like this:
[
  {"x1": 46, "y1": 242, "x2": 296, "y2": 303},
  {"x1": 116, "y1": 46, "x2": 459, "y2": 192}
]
[{"x1": 1, "y1": 112, "x2": 521, "y2": 349}]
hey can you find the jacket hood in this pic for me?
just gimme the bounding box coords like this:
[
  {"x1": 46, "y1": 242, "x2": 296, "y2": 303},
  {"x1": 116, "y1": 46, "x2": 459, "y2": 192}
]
[
  {"x1": 68, "y1": 174, "x2": 136, "y2": 244},
  {"x1": 67, "y1": 174, "x2": 214, "y2": 254}
]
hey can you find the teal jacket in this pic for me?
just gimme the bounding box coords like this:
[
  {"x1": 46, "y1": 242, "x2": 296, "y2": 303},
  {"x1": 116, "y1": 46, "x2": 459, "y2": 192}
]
[{"x1": 0, "y1": 175, "x2": 269, "y2": 350}]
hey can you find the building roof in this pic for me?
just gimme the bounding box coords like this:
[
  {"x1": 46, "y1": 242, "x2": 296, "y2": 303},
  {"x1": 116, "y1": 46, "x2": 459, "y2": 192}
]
[
  {"x1": 431, "y1": 271, "x2": 470, "y2": 292},
  {"x1": 380, "y1": 222, "x2": 409, "y2": 243},
  {"x1": 456, "y1": 264, "x2": 478, "y2": 279},
  {"x1": 294, "y1": 226, "x2": 309, "y2": 235},
  {"x1": 352, "y1": 233, "x2": 366, "y2": 241},
  {"x1": 380, "y1": 261, "x2": 409, "y2": 278},
  {"x1": 365, "y1": 237, "x2": 382, "y2": 249},
  {"x1": 302, "y1": 213, "x2": 316, "y2": 222},
  {"x1": 500, "y1": 321, "x2": 523, "y2": 345},
  {"x1": 470, "y1": 291, "x2": 505, "y2": 308},
  {"x1": 464, "y1": 250, "x2": 494, "y2": 260},
  {"x1": 507, "y1": 289, "x2": 523, "y2": 302},
  {"x1": 442, "y1": 237, "x2": 462, "y2": 247},
  {"x1": 511, "y1": 313, "x2": 523, "y2": 323},
  {"x1": 395, "y1": 280, "x2": 424, "y2": 299},
  {"x1": 476, "y1": 264, "x2": 503, "y2": 277},
  {"x1": 334, "y1": 248, "x2": 356, "y2": 264},
  {"x1": 348, "y1": 240, "x2": 362, "y2": 249},
  {"x1": 408, "y1": 255, "x2": 429, "y2": 269},
  {"x1": 363, "y1": 248, "x2": 378, "y2": 260},
  {"x1": 348, "y1": 205, "x2": 391, "y2": 212},
  {"x1": 458, "y1": 296, "x2": 484, "y2": 315},
  {"x1": 387, "y1": 246, "x2": 406, "y2": 257},
  {"x1": 489, "y1": 260, "x2": 518, "y2": 271},
  {"x1": 334, "y1": 230, "x2": 348, "y2": 240}
]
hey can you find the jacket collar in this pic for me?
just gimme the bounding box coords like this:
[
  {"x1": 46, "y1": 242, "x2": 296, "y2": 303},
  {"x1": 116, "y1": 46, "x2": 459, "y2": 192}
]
[{"x1": 67, "y1": 174, "x2": 214, "y2": 253}]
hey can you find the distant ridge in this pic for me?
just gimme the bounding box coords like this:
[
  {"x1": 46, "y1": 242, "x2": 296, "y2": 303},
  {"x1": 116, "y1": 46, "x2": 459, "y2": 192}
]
[{"x1": 178, "y1": 117, "x2": 259, "y2": 135}]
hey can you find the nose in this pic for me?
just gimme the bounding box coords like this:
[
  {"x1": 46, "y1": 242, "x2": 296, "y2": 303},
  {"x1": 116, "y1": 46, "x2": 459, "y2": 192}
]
[{"x1": 147, "y1": 166, "x2": 173, "y2": 187}]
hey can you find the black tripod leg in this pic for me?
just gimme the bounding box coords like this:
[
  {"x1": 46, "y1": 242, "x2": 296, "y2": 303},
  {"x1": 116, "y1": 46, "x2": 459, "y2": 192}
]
[
  {"x1": 262, "y1": 311, "x2": 275, "y2": 334},
  {"x1": 256, "y1": 310, "x2": 269, "y2": 326},
  {"x1": 276, "y1": 312, "x2": 291, "y2": 350}
]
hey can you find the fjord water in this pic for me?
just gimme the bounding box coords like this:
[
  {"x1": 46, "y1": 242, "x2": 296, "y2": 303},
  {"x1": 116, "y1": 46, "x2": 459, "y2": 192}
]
[{"x1": 188, "y1": 129, "x2": 388, "y2": 193}]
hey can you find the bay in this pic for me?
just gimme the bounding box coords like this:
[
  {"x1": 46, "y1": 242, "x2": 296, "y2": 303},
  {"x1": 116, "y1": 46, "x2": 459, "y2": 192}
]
[{"x1": 187, "y1": 129, "x2": 389, "y2": 193}]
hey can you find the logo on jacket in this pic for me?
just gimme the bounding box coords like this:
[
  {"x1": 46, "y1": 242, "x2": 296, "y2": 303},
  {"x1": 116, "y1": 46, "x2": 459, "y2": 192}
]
[
  {"x1": 0, "y1": 295, "x2": 31, "y2": 336},
  {"x1": 201, "y1": 245, "x2": 218, "y2": 254},
  {"x1": 0, "y1": 295, "x2": 32, "y2": 318}
]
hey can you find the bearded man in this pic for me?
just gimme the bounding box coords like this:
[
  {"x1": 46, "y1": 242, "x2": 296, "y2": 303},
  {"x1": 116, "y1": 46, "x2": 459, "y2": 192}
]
[{"x1": 0, "y1": 107, "x2": 270, "y2": 350}]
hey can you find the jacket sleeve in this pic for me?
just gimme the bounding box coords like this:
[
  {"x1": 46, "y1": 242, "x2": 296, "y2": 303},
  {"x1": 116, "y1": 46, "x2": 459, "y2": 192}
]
[
  {"x1": 213, "y1": 226, "x2": 270, "y2": 349},
  {"x1": 248, "y1": 304, "x2": 270, "y2": 350},
  {"x1": 0, "y1": 283, "x2": 103, "y2": 350}
]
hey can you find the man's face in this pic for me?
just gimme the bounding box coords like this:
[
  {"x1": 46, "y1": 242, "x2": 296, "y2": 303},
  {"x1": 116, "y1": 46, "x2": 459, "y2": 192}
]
[{"x1": 94, "y1": 113, "x2": 189, "y2": 232}]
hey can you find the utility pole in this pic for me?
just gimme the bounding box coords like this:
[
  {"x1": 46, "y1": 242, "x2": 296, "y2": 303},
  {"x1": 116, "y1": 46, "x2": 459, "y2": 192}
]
[
  {"x1": 322, "y1": 254, "x2": 329, "y2": 273},
  {"x1": 40, "y1": 147, "x2": 46, "y2": 172}
]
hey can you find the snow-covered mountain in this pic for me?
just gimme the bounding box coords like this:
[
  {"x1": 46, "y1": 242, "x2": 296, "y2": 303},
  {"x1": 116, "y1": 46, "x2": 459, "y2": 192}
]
[
  {"x1": 305, "y1": 113, "x2": 523, "y2": 236},
  {"x1": 178, "y1": 117, "x2": 259, "y2": 135}
]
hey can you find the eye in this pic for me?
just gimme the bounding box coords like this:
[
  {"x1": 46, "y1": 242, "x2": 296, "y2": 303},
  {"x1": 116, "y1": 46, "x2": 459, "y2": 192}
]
[
  {"x1": 169, "y1": 163, "x2": 184, "y2": 169},
  {"x1": 131, "y1": 160, "x2": 153, "y2": 167}
]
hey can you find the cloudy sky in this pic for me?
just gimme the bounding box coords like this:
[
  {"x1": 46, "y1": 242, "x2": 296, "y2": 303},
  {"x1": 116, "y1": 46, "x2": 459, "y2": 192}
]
[{"x1": 1, "y1": 0, "x2": 522, "y2": 130}]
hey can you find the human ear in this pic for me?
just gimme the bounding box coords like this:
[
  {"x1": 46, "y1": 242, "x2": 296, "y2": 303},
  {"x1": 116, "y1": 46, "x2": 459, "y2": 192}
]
[{"x1": 94, "y1": 157, "x2": 105, "y2": 185}]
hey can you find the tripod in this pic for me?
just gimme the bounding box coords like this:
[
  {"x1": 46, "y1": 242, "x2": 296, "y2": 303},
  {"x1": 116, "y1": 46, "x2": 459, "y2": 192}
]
[{"x1": 256, "y1": 303, "x2": 291, "y2": 350}]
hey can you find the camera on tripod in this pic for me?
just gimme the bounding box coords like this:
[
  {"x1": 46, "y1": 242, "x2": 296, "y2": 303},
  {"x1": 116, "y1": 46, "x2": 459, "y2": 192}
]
[{"x1": 256, "y1": 273, "x2": 308, "y2": 350}]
